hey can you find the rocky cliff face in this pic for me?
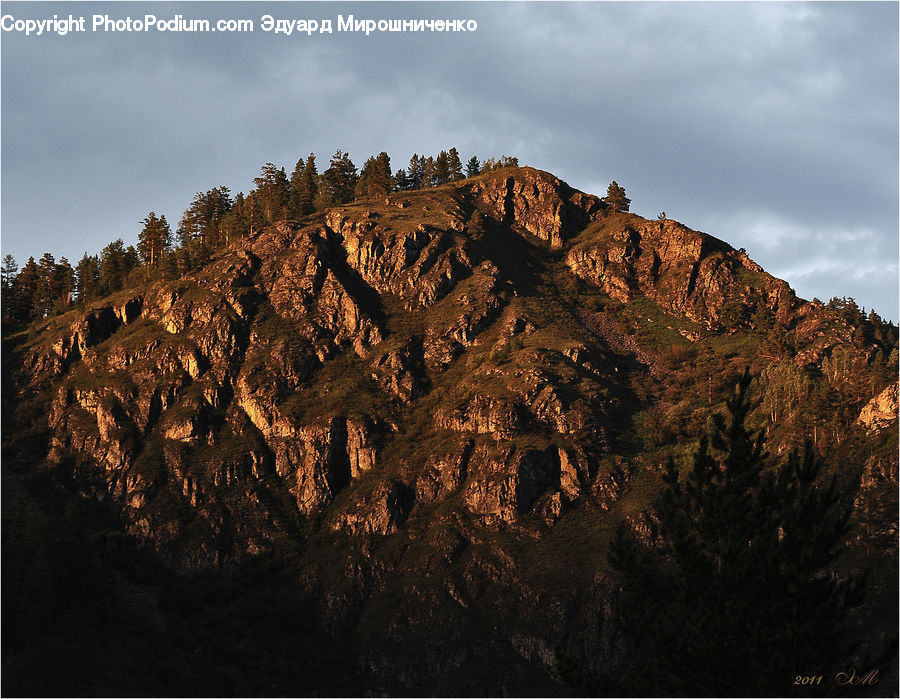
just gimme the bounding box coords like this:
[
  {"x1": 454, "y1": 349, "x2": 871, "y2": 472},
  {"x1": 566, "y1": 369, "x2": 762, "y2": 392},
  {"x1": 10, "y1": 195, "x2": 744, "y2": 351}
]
[
  {"x1": 858, "y1": 382, "x2": 899, "y2": 433},
  {"x1": 566, "y1": 216, "x2": 796, "y2": 328},
  {"x1": 5, "y1": 166, "x2": 896, "y2": 694}
]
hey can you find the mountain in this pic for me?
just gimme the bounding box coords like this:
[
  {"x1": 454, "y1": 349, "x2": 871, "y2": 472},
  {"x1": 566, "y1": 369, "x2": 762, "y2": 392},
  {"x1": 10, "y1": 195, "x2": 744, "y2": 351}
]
[{"x1": 3, "y1": 167, "x2": 897, "y2": 696}]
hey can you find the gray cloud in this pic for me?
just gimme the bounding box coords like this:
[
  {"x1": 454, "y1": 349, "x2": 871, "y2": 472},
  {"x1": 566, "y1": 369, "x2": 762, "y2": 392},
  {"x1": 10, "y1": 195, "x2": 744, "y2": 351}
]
[{"x1": 2, "y1": 1, "x2": 896, "y2": 320}]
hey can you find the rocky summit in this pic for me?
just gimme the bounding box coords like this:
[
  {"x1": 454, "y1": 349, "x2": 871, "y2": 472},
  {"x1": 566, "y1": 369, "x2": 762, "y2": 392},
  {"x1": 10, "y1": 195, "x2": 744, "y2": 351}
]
[{"x1": 3, "y1": 166, "x2": 897, "y2": 696}]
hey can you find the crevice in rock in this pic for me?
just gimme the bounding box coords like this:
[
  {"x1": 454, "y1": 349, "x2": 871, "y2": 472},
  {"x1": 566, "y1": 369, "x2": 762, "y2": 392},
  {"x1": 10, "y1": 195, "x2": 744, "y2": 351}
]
[
  {"x1": 686, "y1": 261, "x2": 700, "y2": 298},
  {"x1": 327, "y1": 416, "x2": 352, "y2": 494},
  {"x1": 319, "y1": 228, "x2": 388, "y2": 332},
  {"x1": 458, "y1": 438, "x2": 475, "y2": 485},
  {"x1": 503, "y1": 176, "x2": 516, "y2": 227}
]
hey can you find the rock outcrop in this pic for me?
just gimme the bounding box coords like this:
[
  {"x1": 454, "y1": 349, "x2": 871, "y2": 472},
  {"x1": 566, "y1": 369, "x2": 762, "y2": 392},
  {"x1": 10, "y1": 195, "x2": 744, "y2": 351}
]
[
  {"x1": 858, "y1": 382, "x2": 899, "y2": 433},
  {"x1": 566, "y1": 217, "x2": 796, "y2": 328},
  {"x1": 470, "y1": 167, "x2": 604, "y2": 247}
]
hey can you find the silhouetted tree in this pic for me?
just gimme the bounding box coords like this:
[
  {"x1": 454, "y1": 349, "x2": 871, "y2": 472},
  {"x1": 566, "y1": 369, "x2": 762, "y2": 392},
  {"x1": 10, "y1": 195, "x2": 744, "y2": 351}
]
[
  {"x1": 606, "y1": 371, "x2": 865, "y2": 696},
  {"x1": 290, "y1": 157, "x2": 306, "y2": 216},
  {"x1": 2, "y1": 254, "x2": 18, "y2": 310},
  {"x1": 422, "y1": 156, "x2": 435, "y2": 188},
  {"x1": 407, "y1": 154, "x2": 424, "y2": 190},
  {"x1": 30, "y1": 253, "x2": 75, "y2": 316},
  {"x1": 32, "y1": 253, "x2": 58, "y2": 318},
  {"x1": 53, "y1": 257, "x2": 75, "y2": 311},
  {"x1": 11, "y1": 256, "x2": 39, "y2": 322},
  {"x1": 448, "y1": 148, "x2": 464, "y2": 181},
  {"x1": 434, "y1": 151, "x2": 450, "y2": 185},
  {"x1": 74, "y1": 253, "x2": 100, "y2": 303},
  {"x1": 394, "y1": 168, "x2": 411, "y2": 191},
  {"x1": 98, "y1": 240, "x2": 139, "y2": 296},
  {"x1": 290, "y1": 153, "x2": 318, "y2": 217},
  {"x1": 466, "y1": 155, "x2": 480, "y2": 178}
]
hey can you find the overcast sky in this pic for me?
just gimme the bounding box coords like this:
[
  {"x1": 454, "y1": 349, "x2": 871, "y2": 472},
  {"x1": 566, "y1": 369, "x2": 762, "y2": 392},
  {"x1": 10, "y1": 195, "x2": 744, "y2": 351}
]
[{"x1": 2, "y1": 1, "x2": 897, "y2": 320}]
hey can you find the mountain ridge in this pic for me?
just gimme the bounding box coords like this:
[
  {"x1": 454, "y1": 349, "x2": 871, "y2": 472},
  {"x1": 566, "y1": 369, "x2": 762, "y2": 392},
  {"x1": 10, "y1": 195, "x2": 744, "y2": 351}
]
[
  {"x1": 3, "y1": 165, "x2": 896, "y2": 695},
  {"x1": 7, "y1": 166, "x2": 896, "y2": 555}
]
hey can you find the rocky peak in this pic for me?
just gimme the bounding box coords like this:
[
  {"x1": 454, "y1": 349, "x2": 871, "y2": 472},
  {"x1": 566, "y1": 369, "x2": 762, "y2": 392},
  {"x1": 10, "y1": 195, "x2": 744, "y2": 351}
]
[
  {"x1": 5, "y1": 164, "x2": 897, "y2": 696},
  {"x1": 5, "y1": 165, "x2": 895, "y2": 570},
  {"x1": 468, "y1": 167, "x2": 605, "y2": 247}
]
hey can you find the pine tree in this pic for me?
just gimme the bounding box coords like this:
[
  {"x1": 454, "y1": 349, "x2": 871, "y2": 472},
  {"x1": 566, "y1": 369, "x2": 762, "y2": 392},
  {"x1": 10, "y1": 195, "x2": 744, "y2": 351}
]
[
  {"x1": 29, "y1": 252, "x2": 74, "y2": 317},
  {"x1": 289, "y1": 157, "x2": 306, "y2": 217},
  {"x1": 1, "y1": 255, "x2": 18, "y2": 323},
  {"x1": 447, "y1": 148, "x2": 464, "y2": 181},
  {"x1": 483, "y1": 155, "x2": 518, "y2": 172},
  {"x1": 355, "y1": 152, "x2": 393, "y2": 199},
  {"x1": 173, "y1": 246, "x2": 194, "y2": 279},
  {"x1": 313, "y1": 177, "x2": 333, "y2": 211},
  {"x1": 355, "y1": 157, "x2": 376, "y2": 199},
  {"x1": 759, "y1": 361, "x2": 811, "y2": 430},
  {"x1": 253, "y1": 164, "x2": 291, "y2": 224},
  {"x1": 98, "y1": 240, "x2": 139, "y2": 295},
  {"x1": 375, "y1": 152, "x2": 393, "y2": 193},
  {"x1": 32, "y1": 252, "x2": 57, "y2": 318},
  {"x1": 394, "y1": 168, "x2": 410, "y2": 191},
  {"x1": 138, "y1": 212, "x2": 172, "y2": 267},
  {"x1": 299, "y1": 153, "x2": 318, "y2": 215},
  {"x1": 74, "y1": 253, "x2": 100, "y2": 303},
  {"x1": 466, "y1": 155, "x2": 480, "y2": 178},
  {"x1": 422, "y1": 156, "x2": 435, "y2": 188},
  {"x1": 434, "y1": 151, "x2": 450, "y2": 185},
  {"x1": 178, "y1": 188, "x2": 233, "y2": 248},
  {"x1": 219, "y1": 191, "x2": 249, "y2": 245},
  {"x1": 606, "y1": 370, "x2": 865, "y2": 696},
  {"x1": 288, "y1": 153, "x2": 318, "y2": 217},
  {"x1": 604, "y1": 180, "x2": 631, "y2": 213},
  {"x1": 321, "y1": 149, "x2": 358, "y2": 206},
  {"x1": 52, "y1": 257, "x2": 75, "y2": 311},
  {"x1": 245, "y1": 193, "x2": 265, "y2": 236},
  {"x1": 407, "y1": 154, "x2": 424, "y2": 190},
  {"x1": 2, "y1": 254, "x2": 18, "y2": 301},
  {"x1": 12, "y1": 256, "x2": 39, "y2": 323}
]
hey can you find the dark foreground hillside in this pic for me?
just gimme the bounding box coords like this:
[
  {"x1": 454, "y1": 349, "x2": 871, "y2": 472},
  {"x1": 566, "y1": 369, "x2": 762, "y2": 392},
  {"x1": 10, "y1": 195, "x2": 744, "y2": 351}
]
[{"x1": 3, "y1": 167, "x2": 897, "y2": 696}]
